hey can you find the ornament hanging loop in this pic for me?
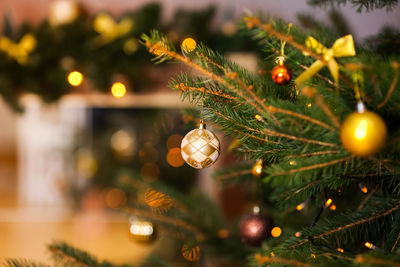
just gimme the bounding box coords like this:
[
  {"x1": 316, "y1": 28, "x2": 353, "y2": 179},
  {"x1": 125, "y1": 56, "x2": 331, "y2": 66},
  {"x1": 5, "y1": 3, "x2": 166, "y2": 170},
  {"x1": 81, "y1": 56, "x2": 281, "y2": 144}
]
[{"x1": 352, "y1": 71, "x2": 365, "y2": 102}]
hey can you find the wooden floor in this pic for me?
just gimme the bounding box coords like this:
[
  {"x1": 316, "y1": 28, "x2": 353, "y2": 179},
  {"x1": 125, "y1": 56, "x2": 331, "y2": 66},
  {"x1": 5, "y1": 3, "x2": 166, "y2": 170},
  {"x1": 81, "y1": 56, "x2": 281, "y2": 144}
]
[{"x1": 0, "y1": 212, "x2": 157, "y2": 265}]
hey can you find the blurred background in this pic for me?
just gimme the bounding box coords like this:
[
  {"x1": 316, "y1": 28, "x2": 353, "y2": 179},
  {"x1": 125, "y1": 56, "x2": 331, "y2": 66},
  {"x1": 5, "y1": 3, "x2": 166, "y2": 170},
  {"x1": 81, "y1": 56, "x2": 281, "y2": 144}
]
[{"x1": 0, "y1": 0, "x2": 399, "y2": 265}]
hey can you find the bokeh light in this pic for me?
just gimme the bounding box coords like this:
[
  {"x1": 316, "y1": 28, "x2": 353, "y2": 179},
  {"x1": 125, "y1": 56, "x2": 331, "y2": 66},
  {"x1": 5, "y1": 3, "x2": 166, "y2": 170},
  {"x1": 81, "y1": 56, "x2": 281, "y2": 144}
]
[
  {"x1": 139, "y1": 142, "x2": 159, "y2": 163},
  {"x1": 105, "y1": 188, "x2": 127, "y2": 209},
  {"x1": 111, "y1": 82, "x2": 127, "y2": 98},
  {"x1": 110, "y1": 129, "x2": 135, "y2": 157},
  {"x1": 271, "y1": 227, "x2": 282, "y2": 238},
  {"x1": 166, "y1": 148, "x2": 185, "y2": 167},
  {"x1": 67, "y1": 71, "x2": 84, "y2": 86},
  {"x1": 166, "y1": 134, "x2": 183, "y2": 149},
  {"x1": 140, "y1": 162, "x2": 160, "y2": 181},
  {"x1": 181, "y1": 38, "x2": 196, "y2": 52}
]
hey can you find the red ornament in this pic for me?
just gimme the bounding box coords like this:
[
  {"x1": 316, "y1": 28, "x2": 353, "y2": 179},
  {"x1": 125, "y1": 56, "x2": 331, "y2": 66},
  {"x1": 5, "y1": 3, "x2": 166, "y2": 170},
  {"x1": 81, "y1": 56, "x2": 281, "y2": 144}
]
[
  {"x1": 239, "y1": 211, "x2": 272, "y2": 246},
  {"x1": 271, "y1": 64, "x2": 291, "y2": 85}
]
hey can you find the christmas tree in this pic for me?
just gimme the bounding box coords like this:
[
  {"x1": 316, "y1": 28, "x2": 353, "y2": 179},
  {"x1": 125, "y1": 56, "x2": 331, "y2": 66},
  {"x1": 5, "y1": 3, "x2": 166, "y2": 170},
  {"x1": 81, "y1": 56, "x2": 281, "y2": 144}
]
[{"x1": 4, "y1": 0, "x2": 400, "y2": 266}]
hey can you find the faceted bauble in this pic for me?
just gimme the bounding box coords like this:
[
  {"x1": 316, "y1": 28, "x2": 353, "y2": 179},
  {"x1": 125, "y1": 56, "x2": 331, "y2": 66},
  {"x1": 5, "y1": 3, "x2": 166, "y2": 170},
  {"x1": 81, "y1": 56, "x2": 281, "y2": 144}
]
[
  {"x1": 181, "y1": 125, "x2": 220, "y2": 169},
  {"x1": 340, "y1": 111, "x2": 387, "y2": 157},
  {"x1": 239, "y1": 213, "x2": 271, "y2": 246},
  {"x1": 271, "y1": 64, "x2": 291, "y2": 85}
]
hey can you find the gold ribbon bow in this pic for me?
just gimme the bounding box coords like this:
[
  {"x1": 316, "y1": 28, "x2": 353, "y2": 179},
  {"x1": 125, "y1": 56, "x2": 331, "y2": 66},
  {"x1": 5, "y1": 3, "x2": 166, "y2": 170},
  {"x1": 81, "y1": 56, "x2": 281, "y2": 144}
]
[
  {"x1": 295, "y1": 35, "x2": 356, "y2": 86},
  {"x1": 0, "y1": 34, "x2": 37, "y2": 65},
  {"x1": 93, "y1": 13, "x2": 133, "y2": 45}
]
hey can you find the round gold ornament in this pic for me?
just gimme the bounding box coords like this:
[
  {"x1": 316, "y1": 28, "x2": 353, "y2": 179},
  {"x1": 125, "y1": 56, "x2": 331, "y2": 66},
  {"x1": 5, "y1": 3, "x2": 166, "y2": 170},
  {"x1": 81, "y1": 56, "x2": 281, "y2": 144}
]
[
  {"x1": 181, "y1": 123, "x2": 220, "y2": 169},
  {"x1": 340, "y1": 105, "x2": 387, "y2": 157}
]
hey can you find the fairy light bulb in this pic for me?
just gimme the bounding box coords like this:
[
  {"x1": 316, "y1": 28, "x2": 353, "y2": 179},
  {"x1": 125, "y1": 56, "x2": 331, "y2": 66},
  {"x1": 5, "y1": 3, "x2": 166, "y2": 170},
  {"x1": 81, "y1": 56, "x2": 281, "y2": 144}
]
[
  {"x1": 111, "y1": 82, "x2": 127, "y2": 98},
  {"x1": 67, "y1": 71, "x2": 84, "y2": 86}
]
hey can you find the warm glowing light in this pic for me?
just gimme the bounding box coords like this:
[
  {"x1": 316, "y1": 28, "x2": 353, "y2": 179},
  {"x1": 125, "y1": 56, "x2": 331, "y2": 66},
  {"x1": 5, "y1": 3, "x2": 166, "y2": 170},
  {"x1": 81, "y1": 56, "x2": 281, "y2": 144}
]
[
  {"x1": 311, "y1": 254, "x2": 316, "y2": 259},
  {"x1": 111, "y1": 82, "x2": 127, "y2": 98},
  {"x1": 338, "y1": 189, "x2": 341, "y2": 193},
  {"x1": 140, "y1": 162, "x2": 160, "y2": 181},
  {"x1": 361, "y1": 186, "x2": 368, "y2": 194},
  {"x1": 325, "y1": 198, "x2": 333, "y2": 207},
  {"x1": 105, "y1": 188, "x2": 127, "y2": 209},
  {"x1": 181, "y1": 37, "x2": 196, "y2": 52},
  {"x1": 295, "y1": 232, "x2": 302, "y2": 237},
  {"x1": 270, "y1": 252, "x2": 275, "y2": 257},
  {"x1": 130, "y1": 221, "x2": 154, "y2": 236},
  {"x1": 289, "y1": 161, "x2": 295, "y2": 165},
  {"x1": 166, "y1": 134, "x2": 183, "y2": 149},
  {"x1": 252, "y1": 160, "x2": 263, "y2": 176},
  {"x1": 110, "y1": 130, "x2": 135, "y2": 157},
  {"x1": 354, "y1": 119, "x2": 368, "y2": 140},
  {"x1": 255, "y1": 114, "x2": 263, "y2": 122},
  {"x1": 337, "y1": 248, "x2": 344, "y2": 253},
  {"x1": 218, "y1": 229, "x2": 229, "y2": 239},
  {"x1": 365, "y1": 242, "x2": 374, "y2": 249},
  {"x1": 330, "y1": 204, "x2": 337, "y2": 211},
  {"x1": 166, "y1": 147, "x2": 185, "y2": 167},
  {"x1": 307, "y1": 103, "x2": 312, "y2": 108},
  {"x1": 271, "y1": 227, "x2": 282, "y2": 238},
  {"x1": 296, "y1": 203, "x2": 305, "y2": 211},
  {"x1": 67, "y1": 71, "x2": 83, "y2": 86}
]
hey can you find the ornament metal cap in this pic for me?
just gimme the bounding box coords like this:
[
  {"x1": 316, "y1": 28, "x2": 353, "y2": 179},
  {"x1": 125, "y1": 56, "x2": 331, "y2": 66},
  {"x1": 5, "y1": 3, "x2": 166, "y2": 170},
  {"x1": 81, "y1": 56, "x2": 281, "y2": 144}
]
[
  {"x1": 199, "y1": 121, "x2": 206, "y2": 129},
  {"x1": 356, "y1": 101, "x2": 365, "y2": 113}
]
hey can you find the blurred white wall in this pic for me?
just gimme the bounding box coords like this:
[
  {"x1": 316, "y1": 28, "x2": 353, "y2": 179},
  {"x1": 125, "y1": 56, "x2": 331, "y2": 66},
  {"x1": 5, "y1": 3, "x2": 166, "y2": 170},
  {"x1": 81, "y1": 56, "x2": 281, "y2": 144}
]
[{"x1": 0, "y1": 0, "x2": 399, "y2": 40}]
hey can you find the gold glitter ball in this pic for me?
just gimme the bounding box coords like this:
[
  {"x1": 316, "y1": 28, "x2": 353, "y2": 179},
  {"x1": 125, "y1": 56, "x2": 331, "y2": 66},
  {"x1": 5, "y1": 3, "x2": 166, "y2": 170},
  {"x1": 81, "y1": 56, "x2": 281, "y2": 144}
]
[{"x1": 181, "y1": 124, "x2": 220, "y2": 169}]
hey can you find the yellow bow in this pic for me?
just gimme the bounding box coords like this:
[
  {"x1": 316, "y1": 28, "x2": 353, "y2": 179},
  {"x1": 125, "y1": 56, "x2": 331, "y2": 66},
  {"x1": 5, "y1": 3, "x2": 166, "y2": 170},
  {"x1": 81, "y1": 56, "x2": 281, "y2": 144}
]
[
  {"x1": 93, "y1": 13, "x2": 133, "y2": 45},
  {"x1": 0, "y1": 34, "x2": 37, "y2": 65},
  {"x1": 295, "y1": 35, "x2": 356, "y2": 86}
]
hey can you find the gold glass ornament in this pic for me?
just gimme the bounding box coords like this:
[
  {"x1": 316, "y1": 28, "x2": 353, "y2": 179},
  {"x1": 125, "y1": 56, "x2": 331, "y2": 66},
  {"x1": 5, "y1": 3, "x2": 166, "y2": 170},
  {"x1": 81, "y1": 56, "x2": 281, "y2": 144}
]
[
  {"x1": 340, "y1": 103, "x2": 387, "y2": 157},
  {"x1": 181, "y1": 123, "x2": 220, "y2": 169}
]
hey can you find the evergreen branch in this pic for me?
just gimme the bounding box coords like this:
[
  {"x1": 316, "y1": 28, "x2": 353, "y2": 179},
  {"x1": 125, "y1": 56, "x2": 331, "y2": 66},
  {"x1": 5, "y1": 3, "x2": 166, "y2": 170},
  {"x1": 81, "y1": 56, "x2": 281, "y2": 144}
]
[
  {"x1": 234, "y1": 130, "x2": 279, "y2": 144},
  {"x1": 392, "y1": 231, "x2": 400, "y2": 252},
  {"x1": 145, "y1": 41, "x2": 272, "y2": 120},
  {"x1": 357, "y1": 186, "x2": 377, "y2": 211},
  {"x1": 271, "y1": 156, "x2": 353, "y2": 177},
  {"x1": 197, "y1": 52, "x2": 225, "y2": 71},
  {"x1": 301, "y1": 87, "x2": 340, "y2": 128},
  {"x1": 254, "y1": 253, "x2": 317, "y2": 267},
  {"x1": 48, "y1": 242, "x2": 128, "y2": 267},
  {"x1": 291, "y1": 202, "x2": 400, "y2": 248},
  {"x1": 216, "y1": 169, "x2": 252, "y2": 181},
  {"x1": 211, "y1": 106, "x2": 337, "y2": 147},
  {"x1": 177, "y1": 83, "x2": 237, "y2": 100},
  {"x1": 287, "y1": 150, "x2": 342, "y2": 159},
  {"x1": 268, "y1": 106, "x2": 335, "y2": 131},
  {"x1": 240, "y1": 148, "x2": 281, "y2": 153},
  {"x1": 263, "y1": 128, "x2": 337, "y2": 147},
  {"x1": 355, "y1": 255, "x2": 400, "y2": 267},
  {"x1": 209, "y1": 108, "x2": 280, "y2": 145},
  {"x1": 146, "y1": 39, "x2": 336, "y2": 132},
  {"x1": 377, "y1": 61, "x2": 399, "y2": 109},
  {"x1": 245, "y1": 17, "x2": 325, "y2": 64},
  {"x1": 5, "y1": 259, "x2": 50, "y2": 267},
  {"x1": 283, "y1": 181, "x2": 319, "y2": 201},
  {"x1": 49, "y1": 246, "x2": 89, "y2": 267}
]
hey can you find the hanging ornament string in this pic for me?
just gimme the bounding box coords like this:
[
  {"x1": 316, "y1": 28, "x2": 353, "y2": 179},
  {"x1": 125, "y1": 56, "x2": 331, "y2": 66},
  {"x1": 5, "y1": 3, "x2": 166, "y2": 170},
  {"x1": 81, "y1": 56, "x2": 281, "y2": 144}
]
[
  {"x1": 352, "y1": 72, "x2": 365, "y2": 103},
  {"x1": 200, "y1": 87, "x2": 206, "y2": 124},
  {"x1": 277, "y1": 23, "x2": 292, "y2": 64}
]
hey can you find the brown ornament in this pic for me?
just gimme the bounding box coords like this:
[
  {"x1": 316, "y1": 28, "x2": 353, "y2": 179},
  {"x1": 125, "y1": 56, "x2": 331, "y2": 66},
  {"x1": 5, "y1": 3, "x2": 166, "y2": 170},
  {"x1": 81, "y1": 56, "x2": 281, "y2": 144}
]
[
  {"x1": 239, "y1": 207, "x2": 272, "y2": 247},
  {"x1": 271, "y1": 64, "x2": 291, "y2": 85},
  {"x1": 182, "y1": 244, "x2": 200, "y2": 262}
]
